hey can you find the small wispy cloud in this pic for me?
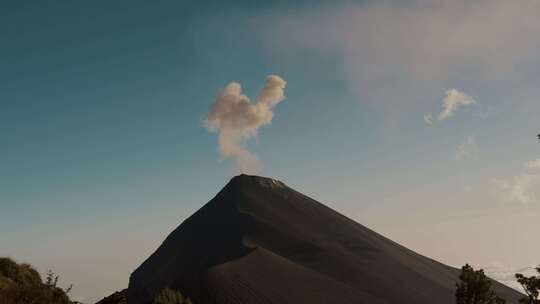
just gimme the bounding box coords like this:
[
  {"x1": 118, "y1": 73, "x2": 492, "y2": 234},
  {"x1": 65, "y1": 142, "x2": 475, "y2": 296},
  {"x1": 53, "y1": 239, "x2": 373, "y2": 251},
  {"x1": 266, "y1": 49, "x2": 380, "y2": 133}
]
[
  {"x1": 456, "y1": 136, "x2": 478, "y2": 160},
  {"x1": 439, "y1": 89, "x2": 475, "y2": 121},
  {"x1": 423, "y1": 89, "x2": 475, "y2": 124},
  {"x1": 492, "y1": 157, "x2": 540, "y2": 204},
  {"x1": 526, "y1": 158, "x2": 540, "y2": 169},
  {"x1": 492, "y1": 173, "x2": 540, "y2": 204},
  {"x1": 423, "y1": 114, "x2": 433, "y2": 125},
  {"x1": 483, "y1": 264, "x2": 538, "y2": 292}
]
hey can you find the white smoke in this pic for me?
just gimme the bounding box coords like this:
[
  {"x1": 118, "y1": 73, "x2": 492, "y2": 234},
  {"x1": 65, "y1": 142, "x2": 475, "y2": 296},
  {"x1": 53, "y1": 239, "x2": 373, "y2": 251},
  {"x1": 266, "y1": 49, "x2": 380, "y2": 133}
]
[{"x1": 205, "y1": 75, "x2": 286, "y2": 173}]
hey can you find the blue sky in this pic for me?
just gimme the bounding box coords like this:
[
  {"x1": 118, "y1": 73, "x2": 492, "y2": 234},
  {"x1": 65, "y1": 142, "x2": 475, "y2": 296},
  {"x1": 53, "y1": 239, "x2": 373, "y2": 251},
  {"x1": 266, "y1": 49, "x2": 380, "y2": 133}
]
[{"x1": 1, "y1": 1, "x2": 540, "y2": 302}]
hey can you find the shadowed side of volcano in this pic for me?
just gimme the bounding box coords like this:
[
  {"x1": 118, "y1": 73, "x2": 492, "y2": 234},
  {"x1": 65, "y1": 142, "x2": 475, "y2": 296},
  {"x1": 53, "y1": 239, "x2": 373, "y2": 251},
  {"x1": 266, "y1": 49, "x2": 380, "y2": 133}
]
[
  {"x1": 128, "y1": 174, "x2": 523, "y2": 304},
  {"x1": 127, "y1": 176, "x2": 255, "y2": 303}
]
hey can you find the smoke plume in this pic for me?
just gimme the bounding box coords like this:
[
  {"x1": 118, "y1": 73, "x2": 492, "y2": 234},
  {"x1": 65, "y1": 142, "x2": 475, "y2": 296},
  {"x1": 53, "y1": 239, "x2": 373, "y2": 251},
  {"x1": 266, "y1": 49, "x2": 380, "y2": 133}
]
[{"x1": 205, "y1": 75, "x2": 286, "y2": 173}]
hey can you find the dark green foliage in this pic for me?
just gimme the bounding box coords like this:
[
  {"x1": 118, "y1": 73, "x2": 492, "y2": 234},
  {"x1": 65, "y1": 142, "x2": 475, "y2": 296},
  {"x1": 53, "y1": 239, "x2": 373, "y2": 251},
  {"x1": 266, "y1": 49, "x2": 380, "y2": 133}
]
[
  {"x1": 515, "y1": 266, "x2": 540, "y2": 304},
  {"x1": 455, "y1": 264, "x2": 506, "y2": 304},
  {"x1": 0, "y1": 257, "x2": 73, "y2": 304},
  {"x1": 152, "y1": 287, "x2": 192, "y2": 304}
]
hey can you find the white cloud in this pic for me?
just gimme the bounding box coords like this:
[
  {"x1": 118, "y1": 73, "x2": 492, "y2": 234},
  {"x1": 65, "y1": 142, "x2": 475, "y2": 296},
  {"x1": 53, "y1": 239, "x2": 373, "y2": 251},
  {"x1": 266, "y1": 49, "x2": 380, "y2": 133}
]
[
  {"x1": 494, "y1": 158, "x2": 540, "y2": 204},
  {"x1": 268, "y1": 0, "x2": 540, "y2": 78},
  {"x1": 455, "y1": 136, "x2": 478, "y2": 160},
  {"x1": 493, "y1": 174, "x2": 540, "y2": 204},
  {"x1": 423, "y1": 114, "x2": 433, "y2": 125},
  {"x1": 261, "y1": 0, "x2": 540, "y2": 118},
  {"x1": 483, "y1": 264, "x2": 538, "y2": 292},
  {"x1": 205, "y1": 75, "x2": 286, "y2": 173},
  {"x1": 439, "y1": 89, "x2": 475, "y2": 121},
  {"x1": 526, "y1": 158, "x2": 540, "y2": 169}
]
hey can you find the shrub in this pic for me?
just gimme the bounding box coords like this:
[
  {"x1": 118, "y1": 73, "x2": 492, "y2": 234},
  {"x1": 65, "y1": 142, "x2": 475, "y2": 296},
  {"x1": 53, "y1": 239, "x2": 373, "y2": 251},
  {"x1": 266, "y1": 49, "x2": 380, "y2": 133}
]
[
  {"x1": 456, "y1": 264, "x2": 506, "y2": 304},
  {"x1": 152, "y1": 287, "x2": 192, "y2": 304},
  {"x1": 0, "y1": 257, "x2": 73, "y2": 304}
]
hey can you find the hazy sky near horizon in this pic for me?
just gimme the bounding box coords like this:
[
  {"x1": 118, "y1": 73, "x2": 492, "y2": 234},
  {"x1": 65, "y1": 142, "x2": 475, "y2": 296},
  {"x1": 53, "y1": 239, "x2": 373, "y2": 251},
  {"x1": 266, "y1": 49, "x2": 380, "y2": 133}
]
[{"x1": 1, "y1": 1, "x2": 540, "y2": 302}]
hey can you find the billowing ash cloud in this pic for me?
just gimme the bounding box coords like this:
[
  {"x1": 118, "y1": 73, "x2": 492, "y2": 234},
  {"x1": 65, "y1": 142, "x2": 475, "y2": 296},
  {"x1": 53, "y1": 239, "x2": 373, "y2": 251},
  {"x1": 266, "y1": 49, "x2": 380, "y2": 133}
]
[
  {"x1": 439, "y1": 89, "x2": 475, "y2": 120},
  {"x1": 205, "y1": 75, "x2": 286, "y2": 173}
]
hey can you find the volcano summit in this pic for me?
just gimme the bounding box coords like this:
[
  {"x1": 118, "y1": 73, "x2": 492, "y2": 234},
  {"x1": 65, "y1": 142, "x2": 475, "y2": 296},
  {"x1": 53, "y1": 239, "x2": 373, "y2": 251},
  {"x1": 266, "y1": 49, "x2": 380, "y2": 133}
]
[{"x1": 128, "y1": 175, "x2": 522, "y2": 304}]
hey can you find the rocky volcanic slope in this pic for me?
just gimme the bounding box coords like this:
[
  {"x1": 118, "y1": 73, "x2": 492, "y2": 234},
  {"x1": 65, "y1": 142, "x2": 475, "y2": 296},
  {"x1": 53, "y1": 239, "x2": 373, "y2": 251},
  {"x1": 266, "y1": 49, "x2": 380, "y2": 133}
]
[{"x1": 128, "y1": 174, "x2": 523, "y2": 304}]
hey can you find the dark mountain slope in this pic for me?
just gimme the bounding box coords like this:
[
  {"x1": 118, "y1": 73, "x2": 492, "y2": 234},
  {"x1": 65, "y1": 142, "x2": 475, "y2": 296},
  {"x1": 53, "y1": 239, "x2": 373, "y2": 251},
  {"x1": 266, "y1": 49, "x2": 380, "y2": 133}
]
[{"x1": 128, "y1": 174, "x2": 523, "y2": 304}]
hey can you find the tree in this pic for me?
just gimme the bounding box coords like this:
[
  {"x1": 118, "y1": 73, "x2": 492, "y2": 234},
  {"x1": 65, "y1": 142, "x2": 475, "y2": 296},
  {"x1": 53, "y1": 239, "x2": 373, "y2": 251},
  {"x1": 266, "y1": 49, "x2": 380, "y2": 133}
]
[
  {"x1": 456, "y1": 264, "x2": 506, "y2": 304},
  {"x1": 515, "y1": 266, "x2": 540, "y2": 304},
  {"x1": 45, "y1": 269, "x2": 73, "y2": 294}
]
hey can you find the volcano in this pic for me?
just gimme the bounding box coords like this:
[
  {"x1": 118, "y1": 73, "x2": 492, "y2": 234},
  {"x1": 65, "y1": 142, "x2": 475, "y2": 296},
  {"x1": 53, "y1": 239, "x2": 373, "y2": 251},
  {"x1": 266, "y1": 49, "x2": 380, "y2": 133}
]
[{"x1": 127, "y1": 174, "x2": 522, "y2": 304}]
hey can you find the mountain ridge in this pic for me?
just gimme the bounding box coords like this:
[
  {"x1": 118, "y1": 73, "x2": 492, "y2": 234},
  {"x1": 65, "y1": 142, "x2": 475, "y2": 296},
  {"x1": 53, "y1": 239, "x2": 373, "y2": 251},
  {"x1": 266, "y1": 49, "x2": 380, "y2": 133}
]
[{"x1": 128, "y1": 174, "x2": 523, "y2": 304}]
